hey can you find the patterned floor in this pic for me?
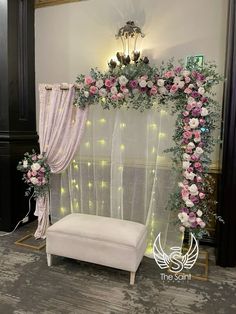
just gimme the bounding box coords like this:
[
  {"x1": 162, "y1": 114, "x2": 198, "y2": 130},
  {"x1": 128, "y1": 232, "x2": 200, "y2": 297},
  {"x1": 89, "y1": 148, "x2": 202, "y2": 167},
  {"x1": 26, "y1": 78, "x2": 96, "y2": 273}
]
[{"x1": 0, "y1": 222, "x2": 236, "y2": 314}]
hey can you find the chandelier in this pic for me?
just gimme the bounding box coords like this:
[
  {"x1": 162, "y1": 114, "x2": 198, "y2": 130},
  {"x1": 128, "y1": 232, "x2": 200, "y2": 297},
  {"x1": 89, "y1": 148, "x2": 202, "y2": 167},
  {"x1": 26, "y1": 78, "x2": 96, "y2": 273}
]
[{"x1": 109, "y1": 21, "x2": 148, "y2": 69}]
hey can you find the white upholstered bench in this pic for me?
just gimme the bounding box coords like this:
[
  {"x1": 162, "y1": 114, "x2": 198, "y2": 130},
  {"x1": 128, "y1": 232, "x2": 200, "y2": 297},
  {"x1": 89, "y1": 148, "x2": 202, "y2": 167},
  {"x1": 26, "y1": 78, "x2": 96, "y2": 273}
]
[{"x1": 46, "y1": 213, "x2": 147, "y2": 284}]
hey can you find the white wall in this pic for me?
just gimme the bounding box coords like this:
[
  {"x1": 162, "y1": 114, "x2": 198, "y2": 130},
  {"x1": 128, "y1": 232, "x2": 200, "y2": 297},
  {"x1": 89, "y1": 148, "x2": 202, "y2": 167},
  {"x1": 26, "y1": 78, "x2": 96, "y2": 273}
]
[
  {"x1": 35, "y1": 0, "x2": 229, "y2": 166},
  {"x1": 35, "y1": 0, "x2": 228, "y2": 83}
]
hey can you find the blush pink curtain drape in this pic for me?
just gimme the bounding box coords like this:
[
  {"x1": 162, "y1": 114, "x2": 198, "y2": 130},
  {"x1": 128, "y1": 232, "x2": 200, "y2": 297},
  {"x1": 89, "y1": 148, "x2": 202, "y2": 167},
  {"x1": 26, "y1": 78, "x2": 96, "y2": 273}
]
[{"x1": 34, "y1": 84, "x2": 88, "y2": 239}]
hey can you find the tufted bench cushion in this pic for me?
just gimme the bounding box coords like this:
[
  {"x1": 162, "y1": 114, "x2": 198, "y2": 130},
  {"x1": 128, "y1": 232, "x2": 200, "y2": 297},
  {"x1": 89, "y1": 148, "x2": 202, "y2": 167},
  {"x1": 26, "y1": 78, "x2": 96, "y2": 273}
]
[{"x1": 46, "y1": 213, "x2": 147, "y2": 284}]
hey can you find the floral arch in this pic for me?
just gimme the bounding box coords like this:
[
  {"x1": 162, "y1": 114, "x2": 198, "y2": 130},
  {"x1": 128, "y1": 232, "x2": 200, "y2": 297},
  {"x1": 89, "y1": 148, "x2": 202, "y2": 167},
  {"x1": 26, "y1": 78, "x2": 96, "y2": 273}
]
[{"x1": 74, "y1": 58, "x2": 222, "y2": 238}]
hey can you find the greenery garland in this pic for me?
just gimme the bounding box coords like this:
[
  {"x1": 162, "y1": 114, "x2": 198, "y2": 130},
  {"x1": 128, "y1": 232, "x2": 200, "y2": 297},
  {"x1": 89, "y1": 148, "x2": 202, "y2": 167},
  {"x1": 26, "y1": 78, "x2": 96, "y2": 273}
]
[{"x1": 74, "y1": 58, "x2": 223, "y2": 238}]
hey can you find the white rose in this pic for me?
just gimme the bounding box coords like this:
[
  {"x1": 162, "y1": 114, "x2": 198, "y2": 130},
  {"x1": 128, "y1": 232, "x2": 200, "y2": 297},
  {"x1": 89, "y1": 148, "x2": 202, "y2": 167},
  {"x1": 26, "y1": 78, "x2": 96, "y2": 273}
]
[
  {"x1": 132, "y1": 88, "x2": 139, "y2": 95},
  {"x1": 183, "y1": 221, "x2": 191, "y2": 227},
  {"x1": 189, "y1": 184, "x2": 198, "y2": 195},
  {"x1": 178, "y1": 212, "x2": 189, "y2": 223},
  {"x1": 183, "y1": 70, "x2": 190, "y2": 77},
  {"x1": 147, "y1": 81, "x2": 153, "y2": 88},
  {"x1": 197, "y1": 81, "x2": 203, "y2": 87},
  {"x1": 178, "y1": 81, "x2": 185, "y2": 89},
  {"x1": 111, "y1": 86, "x2": 118, "y2": 94},
  {"x1": 197, "y1": 210, "x2": 203, "y2": 217},
  {"x1": 31, "y1": 163, "x2": 41, "y2": 171},
  {"x1": 178, "y1": 182, "x2": 184, "y2": 188},
  {"x1": 195, "y1": 147, "x2": 204, "y2": 156},
  {"x1": 119, "y1": 75, "x2": 128, "y2": 86},
  {"x1": 30, "y1": 177, "x2": 39, "y2": 185},
  {"x1": 159, "y1": 87, "x2": 167, "y2": 94},
  {"x1": 198, "y1": 87, "x2": 205, "y2": 95},
  {"x1": 179, "y1": 226, "x2": 185, "y2": 233},
  {"x1": 157, "y1": 79, "x2": 165, "y2": 87},
  {"x1": 183, "y1": 153, "x2": 191, "y2": 161},
  {"x1": 201, "y1": 107, "x2": 209, "y2": 116},
  {"x1": 187, "y1": 97, "x2": 195, "y2": 105},
  {"x1": 99, "y1": 88, "x2": 107, "y2": 97},
  {"x1": 184, "y1": 171, "x2": 195, "y2": 180},
  {"x1": 187, "y1": 142, "x2": 195, "y2": 149},
  {"x1": 182, "y1": 161, "x2": 191, "y2": 169},
  {"x1": 188, "y1": 84, "x2": 194, "y2": 89},
  {"x1": 185, "y1": 199, "x2": 194, "y2": 207},
  {"x1": 139, "y1": 80, "x2": 147, "y2": 88},
  {"x1": 189, "y1": 118, "x2": 199, "y2": 129},
  {"x1": 96, "y1": 79, "x2": 104, "y2": 89},
  {"x1": 194, "y1": 137, "x2": 201, "y2": 143},
  {"x1": 84, "y1": 91, "x2": 89, "y2": 98},
  {"x1": 23, "y1": 160, "x2": 28, "y2": 168},
  {"x1": 174, "y1": 76, "x2": 181, "y2": 84}
]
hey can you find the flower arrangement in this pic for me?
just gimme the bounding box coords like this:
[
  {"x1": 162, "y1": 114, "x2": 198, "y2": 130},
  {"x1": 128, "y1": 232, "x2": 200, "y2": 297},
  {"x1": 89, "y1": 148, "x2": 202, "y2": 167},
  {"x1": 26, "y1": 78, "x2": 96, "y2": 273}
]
[
  {"x1": 75, "y1": 59, "x2": 159, "y2": 112},
  {"x1": 17, "y1": 150, "x2": 51, "y2": 198},
  {"x1": 74, "y1": 58, "x2": 222, "y2": 238}
]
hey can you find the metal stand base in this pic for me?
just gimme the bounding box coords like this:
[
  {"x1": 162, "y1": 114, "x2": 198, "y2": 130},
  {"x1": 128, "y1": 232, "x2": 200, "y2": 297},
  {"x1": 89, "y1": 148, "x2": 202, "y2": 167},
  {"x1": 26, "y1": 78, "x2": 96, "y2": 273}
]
[{"x1": 15, "y1": 233, "x2": 46, "y2": 250}]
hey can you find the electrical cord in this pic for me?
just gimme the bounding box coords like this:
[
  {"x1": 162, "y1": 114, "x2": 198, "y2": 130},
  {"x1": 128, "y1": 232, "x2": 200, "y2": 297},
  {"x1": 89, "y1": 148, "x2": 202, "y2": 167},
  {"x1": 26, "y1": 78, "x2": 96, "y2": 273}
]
[{"x1": 0, "y1": 193, "x2": 34, "y2": 237}]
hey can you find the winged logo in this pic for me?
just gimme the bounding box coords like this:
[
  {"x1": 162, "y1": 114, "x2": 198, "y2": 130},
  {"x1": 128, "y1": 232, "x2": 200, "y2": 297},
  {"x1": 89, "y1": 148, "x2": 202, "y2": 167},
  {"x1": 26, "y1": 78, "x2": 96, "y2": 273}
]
[{"x1": 153, "y1": 232, "x2": 199, "y2": 273}]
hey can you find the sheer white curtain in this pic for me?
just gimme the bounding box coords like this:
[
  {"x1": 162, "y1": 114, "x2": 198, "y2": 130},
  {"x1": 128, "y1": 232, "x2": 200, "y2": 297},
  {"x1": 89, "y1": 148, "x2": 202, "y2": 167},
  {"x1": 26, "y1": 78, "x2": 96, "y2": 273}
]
[{"x1": 50, "y1": 105, "x2": 182, "y2": 254}]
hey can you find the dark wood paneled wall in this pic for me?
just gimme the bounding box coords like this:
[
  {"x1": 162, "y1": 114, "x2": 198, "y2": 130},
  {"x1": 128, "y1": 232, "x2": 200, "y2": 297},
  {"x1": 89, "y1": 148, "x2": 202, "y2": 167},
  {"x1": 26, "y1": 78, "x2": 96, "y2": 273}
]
[
  {"x1": 0, "y1": 0, "x2": 38, "y2": 231},
  {"x1": 216, "y1": 0, "x2": 236, "y2": 267}
]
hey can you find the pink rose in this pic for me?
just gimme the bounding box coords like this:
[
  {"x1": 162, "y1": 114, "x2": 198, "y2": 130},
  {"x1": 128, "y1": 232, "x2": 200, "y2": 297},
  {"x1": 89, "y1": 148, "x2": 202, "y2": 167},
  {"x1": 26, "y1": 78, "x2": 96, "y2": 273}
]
[
  {"x1": 193, "y1": 130, "x2": 201, "y2": 138},
  {"x1": 150, "y1": 86, "x2": 158, "y2": 95},
  {"x1": 129, "y1": 80, "x2": 138, "y2": 89},
  {"x1": 199, "y1": 221, "x2": 206, "y2": 228},
  {"x1": 111, "y1": 94, "x2": 118, "y2": 101},
  {"x1": 201, "y1": 97, "x2": 208, "y2": 103},
  {"x1": 183, "y1": 125, "x2": 191, "y2": 131},
  {"x1": 190, "y1": 195, "x2": 199, "y2": 204},
  {"x1": 192, "y1": 108, "x2": 201, "y2": 117},
  {"x1": 188, "y1": 212, "x2": 196, "y2": 222},
  {"x1": 122, "y1": 88, "x2": 129, "y2": 95},
  {"x1": 89, "y1": 86, "x2": 98, "y2": 95},
  {"x1": 84, "y1": 76, "x2": 93, "y2": 85},
  {"x1": 170, "y1": 84, "x2": 178, "y2": 94},
  {"x1": 199, "y1": 192, "x2": 205, "y2": 199},
  {"x1": 32, "y1": 155, "x2": 37, "y2": 161},
  {"x1": 117, "y1": 93, "x2": 124, "y2": 100},
  {"x1": 184, "y1": 88, "x2": 192, "y2": 94},
  {"x1": 140, "y1": 75, "x2": 148, "y2": 80},
  {"x1": 164, "y1": 71, "x2": 175, "y2": 78},
  {"x1": 194, "y1": 162, "x2": 202, "y2": 171},
  {"x1": 105, "y1": 79, "x2": 113, "y2": 88},
  {"x1": 196, "y1": 176, "x2": 203, "y2": 183},
  {"x1": 181, "y1": 188, "x2": 189, "y2": 200},
  {"x1": 183, "y1": 111, "x2": 189, "y2": 117},
  {"x1": 31, "y1": 171, "x2": 37, "y2": 176},
  {"x1": 174, "y1": 66, "x2": 183, "y2": 73},
  {"x1": 191, "y1": 154, "x2": 199, "y2": 161},
  {"x1": 199, "y1": 118, "x2": 206, "y2": 125},
  {"x1": 186, "y1": 147, "x2": 193, "y2": 154},
  {"x1": 186, "y1": 103, "x2": 194, "y2": 111},
  {"x1": 183, "y1": 131, "x2": 192, "y2": 139},
  {"x1": 185, "y1": 77, "x2": 191, "y2": 84},
  {"x1": 27, "y1": 171, "x2": 31, "y2": 178}
]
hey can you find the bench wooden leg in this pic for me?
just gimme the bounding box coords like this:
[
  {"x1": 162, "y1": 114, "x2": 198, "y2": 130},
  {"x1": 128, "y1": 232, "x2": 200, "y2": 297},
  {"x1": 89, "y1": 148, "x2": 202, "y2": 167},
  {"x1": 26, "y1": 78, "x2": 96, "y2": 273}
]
[
  {"x1": 47, "y1": 253, "x2": 52, "y2": 266},
  {"x1": 130, "y1": 271, "x2": 136, "y2": 285}
]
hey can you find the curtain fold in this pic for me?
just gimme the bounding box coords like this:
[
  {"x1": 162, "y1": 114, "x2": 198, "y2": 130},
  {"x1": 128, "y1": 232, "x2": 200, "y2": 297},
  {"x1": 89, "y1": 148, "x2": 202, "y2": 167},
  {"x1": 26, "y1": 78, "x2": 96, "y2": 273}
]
[{"x1": 35, "y1": 84, "x2": 88, "y2": 239}]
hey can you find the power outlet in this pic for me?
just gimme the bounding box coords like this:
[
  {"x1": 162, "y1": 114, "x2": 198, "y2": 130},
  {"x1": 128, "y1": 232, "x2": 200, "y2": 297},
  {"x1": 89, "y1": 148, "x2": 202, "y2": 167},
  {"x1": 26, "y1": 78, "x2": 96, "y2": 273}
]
[{"x1": 22, "y1": 217, "x2": 29, "y2": 223}]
